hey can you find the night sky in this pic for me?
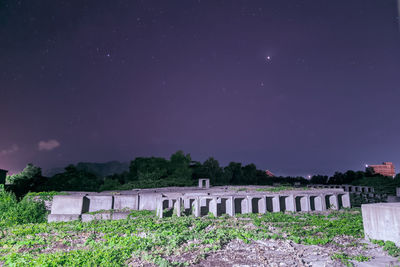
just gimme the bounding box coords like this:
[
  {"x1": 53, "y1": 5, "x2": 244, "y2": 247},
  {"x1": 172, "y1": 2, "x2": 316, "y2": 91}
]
[{"x1": 1, "y1": 0, "x2": 400, "y2": 176}]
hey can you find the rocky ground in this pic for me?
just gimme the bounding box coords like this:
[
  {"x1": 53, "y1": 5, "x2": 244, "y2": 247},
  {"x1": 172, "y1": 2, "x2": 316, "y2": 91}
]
[{"x1": 129, "y1": 237, "x2": 399, "y2": 267}]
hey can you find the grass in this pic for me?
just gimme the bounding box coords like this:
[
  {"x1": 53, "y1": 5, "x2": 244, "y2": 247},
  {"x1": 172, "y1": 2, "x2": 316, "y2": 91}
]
[{"x1": 0, "y1": 208, "x2": 376, "y2": 266}]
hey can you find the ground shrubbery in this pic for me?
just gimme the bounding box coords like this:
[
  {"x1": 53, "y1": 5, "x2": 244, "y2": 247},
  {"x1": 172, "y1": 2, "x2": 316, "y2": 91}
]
[{"x1": 0, "y1": 188, "x2": 47, "y2": 227}]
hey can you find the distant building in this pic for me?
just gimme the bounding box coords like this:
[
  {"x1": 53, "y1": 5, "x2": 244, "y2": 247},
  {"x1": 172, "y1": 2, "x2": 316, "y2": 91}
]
[
  {"x1": 0, "y1": 169, "x2": 8, "y2": 184},
  {"x1": 265, "y1": 170, "x2": 275, "y2": 177},
  {"x1": 366, "y1": 162, "x2": 395, "y2": 178}
]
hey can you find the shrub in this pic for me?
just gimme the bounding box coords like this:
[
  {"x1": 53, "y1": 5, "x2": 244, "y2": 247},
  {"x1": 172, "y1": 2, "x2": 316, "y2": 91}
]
[{"x1": 0, "y1": 189, "x2": 47, "y2": 227}]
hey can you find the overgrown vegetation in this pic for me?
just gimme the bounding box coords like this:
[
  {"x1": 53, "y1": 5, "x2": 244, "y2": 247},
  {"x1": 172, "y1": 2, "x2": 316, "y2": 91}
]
[
  {"x1": 0, "y1": 206, "x2": 387, "y2": 266},
  {"x1": 0, "y1": 189, "x2": 47, "y2": 228}
]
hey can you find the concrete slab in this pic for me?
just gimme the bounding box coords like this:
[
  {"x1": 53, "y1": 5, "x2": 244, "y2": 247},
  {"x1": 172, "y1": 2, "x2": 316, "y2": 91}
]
[
  {"x1": 113, "y1": 195, "x2": 138, "y2": 210},
  {"x1": 48, "y1": 214, "x2": 81, "y2": 222},
  {"x1": 82, "y1": 213, "x2": 111, "y2": 222},
  {"x1": 362, "y1": 203, "x2": 400, "y2": 246},
  {"x1": 50, "y1": 195, "x2": 89, "y2": 215},
  {"x1": 87, "y1": 195, "x2": 113, "y2": 212}
]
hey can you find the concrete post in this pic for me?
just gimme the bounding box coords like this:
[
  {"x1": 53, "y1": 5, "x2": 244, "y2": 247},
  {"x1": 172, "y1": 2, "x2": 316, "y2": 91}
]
[
  {"x1": 226, "y1": 196, "x2": 235, "y2": 216},
  {"x1": 299, "y1": 196, "x2": 310, "y2": 212},
  {"x1": 396, "y1": 188, "x2": 400, "y2": 197},
  {"x1": 174, "y1": 198, "x2": 182, "y2": 217},
  {"x1": 319, "y1": 194, "x2": 327, "y2": 211},
  {"x1": 193, "y1": 197, "x2": 200, "y2": 217},
  {"x1": 272, "y1": 195, "x2": 280, "y2": 212},
  {"x1": 156, "y1": 197, "x2": 164, "y2": 218},
  {"x1": 205, "y1": 179, "x2": 210, "y2": 189},
  {"x1": 258, "y1": 197, "x2": 267, "y2": 214},
  {"x1": 209, "y1": 197, "x2": 218, "y2": 216},
  {"x1": 341, "y1": 193, "x2": 351, "y2": 208}
]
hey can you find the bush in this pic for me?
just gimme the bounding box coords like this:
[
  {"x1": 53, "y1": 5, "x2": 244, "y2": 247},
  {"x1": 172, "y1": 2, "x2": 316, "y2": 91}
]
[{"x1": 0, "y1": 189, "x2": 47, "y2": 227}]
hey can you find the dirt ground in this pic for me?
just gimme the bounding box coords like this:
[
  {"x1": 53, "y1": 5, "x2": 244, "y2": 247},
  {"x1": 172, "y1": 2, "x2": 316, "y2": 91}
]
[{"x1": 129, "y1": 237, "x2": 400, "y2": 267}]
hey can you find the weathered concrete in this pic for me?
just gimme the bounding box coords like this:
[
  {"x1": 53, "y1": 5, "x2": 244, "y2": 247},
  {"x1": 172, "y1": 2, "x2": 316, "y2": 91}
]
[
  {"x1": 198, "y1": 178, "x2": 210, "y2": 189},
  {"x1": 51, "y1": 195, "x2": 89, "y2": 215},
  {"x1": 113, "y1": 195, "x2": 139, "y2": 210},
  {"x1": 362, "y1": 203, "x2": 400, "y2": 246},
  {"x1": 82, "y1": 213, "x2": 111, "y2": 222},
  {"x1": 86, "y1": 195, "x2": 113, "y2": 212},
  {"x1": 48, "y1": 181, "x2": 353, "y2": 222},
  {"x1": 48, "y1": 214, "x2": 81, "y2": 222}
]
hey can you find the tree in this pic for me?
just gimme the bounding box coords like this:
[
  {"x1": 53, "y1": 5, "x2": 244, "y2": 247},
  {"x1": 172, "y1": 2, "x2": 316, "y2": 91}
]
[
  {"x1": 202, "y1": 157, "x2": 223, "y2": 184},
  {"x1": 310, "y1": 175, "x2": 328, "y2": 184}
]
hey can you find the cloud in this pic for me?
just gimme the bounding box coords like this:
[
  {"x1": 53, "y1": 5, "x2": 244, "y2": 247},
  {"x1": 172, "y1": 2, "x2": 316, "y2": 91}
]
[
  {"x1": 0, "y1": 144, "x2": 19, "y2": 156},
  {"x1": 38, "y1": 139, "x2": 60, "y2": 151}
]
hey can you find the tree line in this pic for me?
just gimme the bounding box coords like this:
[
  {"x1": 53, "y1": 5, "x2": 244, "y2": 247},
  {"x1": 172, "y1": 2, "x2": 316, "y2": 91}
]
[{"x1": 5, "y1": 150, "x2": 400, "y2": 198}]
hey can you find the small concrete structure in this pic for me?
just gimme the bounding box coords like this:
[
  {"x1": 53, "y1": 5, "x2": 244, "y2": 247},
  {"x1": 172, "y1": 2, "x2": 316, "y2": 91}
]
[
  {"x1": 362, "y1": 203, "x2": 400, "y2": 246},
  {"x1": 198, "y1": 178, "x2": 210, "y2": 189}
]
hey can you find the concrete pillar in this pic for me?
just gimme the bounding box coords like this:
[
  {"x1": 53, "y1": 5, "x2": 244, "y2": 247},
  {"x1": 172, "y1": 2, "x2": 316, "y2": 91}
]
[
  {"x1": 226, "y1": 196, "x2": 235, "y2": 216},
  {"x1": 396, "y1": 188, "x2": 400, "y2": 197},
  {"x1": 340, "y1": 193, "x2": 351, "y2": 208},
  {"x1": 329, "y1": 195, "x2": 339, "y2": 210},
  {"x1": 174, "y1": 198, "x2": 182, "y2": 217},
  {"x1": 156, "y1": 197, "x2": 164, "y2": 218},
  {"x1": 370, "y1": 187, "x2": 375, "y2": 193},
  {"x1": 205, "y1": 179, "x2": 210, "y2": 189},
  {"x1": 272, "y1": 195, "x2": 280, "y2": 212},
  {"x1": 192, "y1": 197, "x2": 201, "y2": 217},
  {"x1": 209, "y1": 197, "x2": 218, "y2": 216},
  {"x1": 183, "y1": 198, "x2": 191, "y2": 210},
  {"x1": 285, "y1": 195, "x2": 296, "y2": 212},
  {"x1": 300, "y1": 196, "x2": 310, "y2": 211},
  {"x1": 311, "y1": 195, "x2": 324, "y2": 211},
  {"x1": 258, "y1": 197, "x2": 267, "y2": 213},
  {"x1": 245, "y1": 196, "x2": 253, "y2": 214}
]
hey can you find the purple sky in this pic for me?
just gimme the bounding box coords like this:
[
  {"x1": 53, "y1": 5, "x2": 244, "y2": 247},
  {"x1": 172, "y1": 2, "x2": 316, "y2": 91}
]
[{"x1": 1, "y1": 0, "x2": 400, "y2": 176}]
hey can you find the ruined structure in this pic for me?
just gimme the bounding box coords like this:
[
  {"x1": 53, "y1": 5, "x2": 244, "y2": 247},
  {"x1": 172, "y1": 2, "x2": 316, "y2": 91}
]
[
  {"x1": 366, "y1": 162, "x2": 395, "y2": 177},
  {"x1": 48, "y1": 180, "x2": 351, "y2": 222}
]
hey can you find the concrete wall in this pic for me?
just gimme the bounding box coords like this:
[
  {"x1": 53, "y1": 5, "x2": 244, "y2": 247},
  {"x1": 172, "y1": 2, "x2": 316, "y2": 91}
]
[
  {"x1": 362, "y1": 203, "x2": 400, "y2": 246},
  {"x1": 48, "y1": 188, "x2": 352, "y2": 222}
]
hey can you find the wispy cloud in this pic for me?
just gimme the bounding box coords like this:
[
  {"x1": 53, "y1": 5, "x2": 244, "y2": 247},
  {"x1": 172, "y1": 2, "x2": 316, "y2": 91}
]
[
  {"x1": 0, "y1": 144, "x2": 19, "y2": 156},
  {"x1": 38, "y1": 139, "x2": 60, "y2": 151}
]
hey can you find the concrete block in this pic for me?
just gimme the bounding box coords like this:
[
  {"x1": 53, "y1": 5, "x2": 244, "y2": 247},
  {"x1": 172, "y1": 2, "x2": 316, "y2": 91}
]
[
  {"x1": 51, "y1": 195, "x2": 89, "y2": 215},
  {"x1": 209, "y1": 197, "x2": 218, "y2": 216},
  {"x1": 87, "y1": 196, "x2": 113, "y2": 212},
  {"x1": 48, "y1": 214, "x2": 80, "y2": 222},
  {"x1": 139, "y1": 193, "x2": 161, "y2": 210},
  {"x1": 362, "y1": 203, "x2": 400, "y2": 246},
  {"x1": 310, "y1": 196, "x2": 324, "y2": 211},
  {"x1": 339, "y1": 193, "x2": 351, "y2": 208},
  {"x1": 272, "y1": 195, "x2": 280, "y2": 212},
  {"x1": 396, "y1": 188, "x2": 400, "y2": 197},
  {"x1": 226, "y1": 196, "x2": 235, "y2": 216},
  {"x1": 112, "y1": 212, "x2": 131, "y2": 220},
  {"x1": 113, "y1": 195, "x2": 138, "y2": 210},
  {"x1": 82, "y1": 213, "x2": 111, "y2": 222}
]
